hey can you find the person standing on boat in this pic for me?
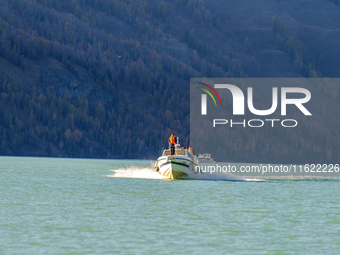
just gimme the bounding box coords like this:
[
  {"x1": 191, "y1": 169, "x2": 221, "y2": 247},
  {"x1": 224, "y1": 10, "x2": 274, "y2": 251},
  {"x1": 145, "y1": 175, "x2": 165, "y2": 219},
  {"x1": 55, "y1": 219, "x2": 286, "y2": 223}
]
[
  {"x1": 188, "y1": 145, "x2": 194, "y2": 155},
  {"x1": 169, "y1": 133, "x2": 177, "y2": 155}
]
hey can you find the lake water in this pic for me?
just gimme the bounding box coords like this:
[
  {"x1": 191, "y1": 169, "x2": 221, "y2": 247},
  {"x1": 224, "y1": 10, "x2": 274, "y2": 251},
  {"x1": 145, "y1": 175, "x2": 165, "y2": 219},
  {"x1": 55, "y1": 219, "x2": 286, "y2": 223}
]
[{"x1": 1, "y1": 157, "x2": 340, "y2": 254}]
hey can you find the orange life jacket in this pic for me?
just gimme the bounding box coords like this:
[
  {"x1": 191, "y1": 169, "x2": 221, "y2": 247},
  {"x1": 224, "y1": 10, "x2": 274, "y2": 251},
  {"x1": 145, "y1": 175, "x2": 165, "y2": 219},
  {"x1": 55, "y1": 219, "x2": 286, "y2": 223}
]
[{"x1": 169, "y1": 135, "x2": 176, "y2": 143}]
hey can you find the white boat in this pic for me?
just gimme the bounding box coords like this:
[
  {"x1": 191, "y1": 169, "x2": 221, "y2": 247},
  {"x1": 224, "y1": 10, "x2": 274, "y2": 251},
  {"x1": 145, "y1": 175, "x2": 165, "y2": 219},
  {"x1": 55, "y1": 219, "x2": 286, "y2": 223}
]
[
  {"x1": 197, "y1": 154, "x2": 215, "y2": 163},
  {"x1": 155, "y1": 142, "x2": 198, "y2": 179}
]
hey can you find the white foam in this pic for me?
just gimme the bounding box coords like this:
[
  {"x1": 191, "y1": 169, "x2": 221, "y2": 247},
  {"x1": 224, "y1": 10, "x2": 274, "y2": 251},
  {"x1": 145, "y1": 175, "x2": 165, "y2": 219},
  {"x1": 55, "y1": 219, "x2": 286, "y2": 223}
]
[
  {"x1": 107, "y1": 167, "x2": 169, "y2": 179},
  {"x1": 108, "y1": 168, "x2": 248, "y2": 181},
  {"x1": 106, "y1": 165, "x2": 264, "y2": 181}
]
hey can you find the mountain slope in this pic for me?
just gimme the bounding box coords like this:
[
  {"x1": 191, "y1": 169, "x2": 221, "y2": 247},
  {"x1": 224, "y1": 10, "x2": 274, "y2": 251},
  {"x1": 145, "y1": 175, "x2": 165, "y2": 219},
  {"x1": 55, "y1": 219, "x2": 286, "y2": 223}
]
[{"x1": 1, "y1": 0, "x2": 340, "y2": 159}]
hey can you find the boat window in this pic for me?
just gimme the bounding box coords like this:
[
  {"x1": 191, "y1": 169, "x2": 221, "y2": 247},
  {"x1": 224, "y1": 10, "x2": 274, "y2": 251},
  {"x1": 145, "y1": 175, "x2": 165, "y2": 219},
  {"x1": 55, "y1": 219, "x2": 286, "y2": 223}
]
[
  {"x1": 163, "y1": 150, "x2": 187, "y2": 156},
  {"x1": 163, "y1": 150, "x2": 171, "y2": 156},
  {"x1": 176, "y1": 150, "x2": 186, "y2": 156}
]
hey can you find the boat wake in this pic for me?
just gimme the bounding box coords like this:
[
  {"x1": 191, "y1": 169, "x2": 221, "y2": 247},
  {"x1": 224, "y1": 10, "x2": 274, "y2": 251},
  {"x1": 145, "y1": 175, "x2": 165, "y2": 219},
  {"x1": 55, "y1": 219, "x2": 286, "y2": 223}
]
[
  {"x1": 187, "y1": 172, "x2": 263, "y2": 182},
  {"x1": 106, "y1": 166, "x2": 263, "y2": 181},
  {"x1": 107, "y1": 167, "x2": 169, "y2": 179},
  {"x1": 106, "y1": 165, "x2": 340, "y2": 181}
]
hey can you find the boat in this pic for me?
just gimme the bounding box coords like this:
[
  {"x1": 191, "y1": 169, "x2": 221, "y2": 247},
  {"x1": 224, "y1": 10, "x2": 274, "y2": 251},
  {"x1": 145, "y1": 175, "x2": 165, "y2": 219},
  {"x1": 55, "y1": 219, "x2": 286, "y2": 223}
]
[
  {"x1": 197, "y1": 154, "x2": 215, "y2": 163},
  {"x1": 155, "y1": 140, "x2": 198, "y2": 179}
]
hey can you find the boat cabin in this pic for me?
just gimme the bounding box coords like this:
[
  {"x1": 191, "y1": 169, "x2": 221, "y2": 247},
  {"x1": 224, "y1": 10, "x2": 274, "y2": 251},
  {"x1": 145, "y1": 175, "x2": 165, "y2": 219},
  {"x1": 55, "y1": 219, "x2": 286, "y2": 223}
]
[
  {"x1": 162, "y1": 149, "x2": 195, "y2": 161},
  {"x1": 163, "y1": 149, "x2": 186, "y2": 156}
]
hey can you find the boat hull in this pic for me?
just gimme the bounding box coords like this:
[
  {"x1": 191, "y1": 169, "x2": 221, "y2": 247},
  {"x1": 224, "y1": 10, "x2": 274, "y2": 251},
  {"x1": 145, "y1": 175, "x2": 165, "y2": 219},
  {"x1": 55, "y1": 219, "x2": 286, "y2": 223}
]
[{"x1": 155, "y1": 156, "x2": 196, "y2": 179}]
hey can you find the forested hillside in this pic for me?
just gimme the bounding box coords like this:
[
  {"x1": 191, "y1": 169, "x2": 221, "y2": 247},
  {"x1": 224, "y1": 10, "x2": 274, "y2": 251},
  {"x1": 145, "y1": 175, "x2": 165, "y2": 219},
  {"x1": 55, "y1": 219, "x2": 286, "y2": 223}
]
[
  {"x1": 0, "y1": 0, "x2": 245, "y2": 158},
  {"x1": 1, "y1": 0, "x2": 340, "y2": 159}
]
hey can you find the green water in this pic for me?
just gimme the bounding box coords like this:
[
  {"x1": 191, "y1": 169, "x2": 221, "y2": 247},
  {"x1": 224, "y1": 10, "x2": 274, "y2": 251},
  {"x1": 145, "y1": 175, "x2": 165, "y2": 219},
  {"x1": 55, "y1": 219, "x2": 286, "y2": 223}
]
[{"x1": 1, "y1": 157, "x2": 340, "y2": 254}]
